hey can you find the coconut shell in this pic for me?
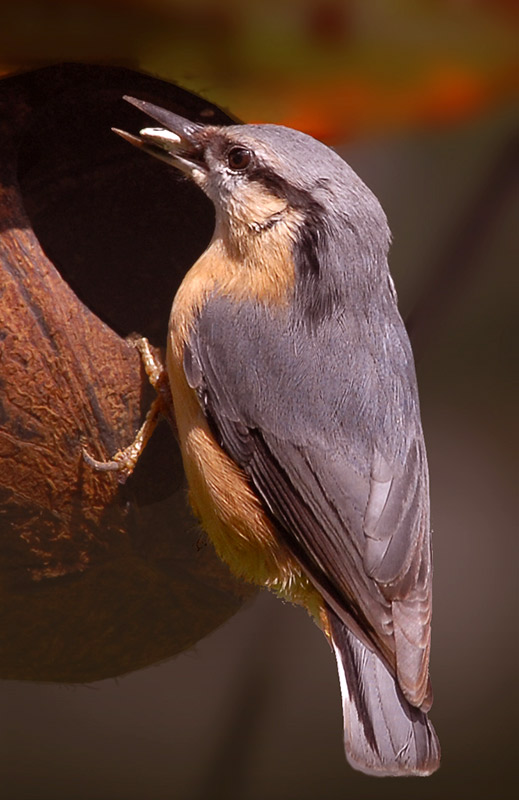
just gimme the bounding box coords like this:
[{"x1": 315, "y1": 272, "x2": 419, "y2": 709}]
[{"x1": 0, "y1": 63, "x2": 254, "y2": 683}]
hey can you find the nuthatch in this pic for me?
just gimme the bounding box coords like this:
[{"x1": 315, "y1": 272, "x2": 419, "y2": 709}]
[{"x1": 109, "y1": 97, "x2": 440, "y2": 777}]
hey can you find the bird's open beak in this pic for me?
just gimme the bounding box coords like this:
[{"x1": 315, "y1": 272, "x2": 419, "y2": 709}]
[{"x1": 112, "y1": 96, "x2": 207, "y2": 176}]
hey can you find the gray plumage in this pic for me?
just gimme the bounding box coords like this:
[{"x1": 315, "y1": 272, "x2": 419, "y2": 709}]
[
  {"x1": 120, "y1": 102, "x2": 440, "y2": 776},
  {"x1": 185, "y1": 289, "x2": 438, "y2": 774}
]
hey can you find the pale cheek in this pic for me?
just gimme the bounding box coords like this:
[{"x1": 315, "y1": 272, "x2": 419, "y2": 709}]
[
  {"x1": 203, "y1": 172, "x2": 232, "y2": 203},
  {"x1": 206, "y1": 173, "x2": 285, "y2": 227},
  {"x1": 191, "y1": 168, "x2": 208, "y2": 189}
]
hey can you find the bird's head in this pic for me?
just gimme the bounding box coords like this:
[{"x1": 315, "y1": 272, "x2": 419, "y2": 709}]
[{"x1": 115, "y1": 97, "x2": 392, "y2": 316}]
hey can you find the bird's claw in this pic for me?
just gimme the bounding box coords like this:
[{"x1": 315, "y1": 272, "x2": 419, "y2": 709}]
[
  {"x1": 81, "y1": 336, "x2": 172, "y2": 482},
  {"x1": 81, "y1": 445, "x2": 137, "y2": 484}
]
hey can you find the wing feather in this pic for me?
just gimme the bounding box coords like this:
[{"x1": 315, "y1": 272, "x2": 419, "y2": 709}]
[{"x1": 185, "y1": 294, "x2": 433, "y2": 707}]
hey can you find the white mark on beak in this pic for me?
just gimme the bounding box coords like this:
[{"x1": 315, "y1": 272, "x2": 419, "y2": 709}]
[{"x1": 139, "y1": 127, "x2": 182, "y2": 147}]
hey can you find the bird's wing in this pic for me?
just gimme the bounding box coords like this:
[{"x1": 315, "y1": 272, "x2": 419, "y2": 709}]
[{"x1": 184, "y1": 294, "x2": 433, "y2": 708}]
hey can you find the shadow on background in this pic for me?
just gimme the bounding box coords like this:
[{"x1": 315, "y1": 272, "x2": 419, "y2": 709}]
[
  {"x1": 2, "y1": 100, "x2": 516, "y2": 800},
  {"x1": 1, "y1": 1, "x2": 517, "y2": 798}
]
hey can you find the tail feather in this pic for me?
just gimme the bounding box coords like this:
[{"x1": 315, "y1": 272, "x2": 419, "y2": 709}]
[{"x1": 329, "y1": 611, "x2": 440, "y2": 777}]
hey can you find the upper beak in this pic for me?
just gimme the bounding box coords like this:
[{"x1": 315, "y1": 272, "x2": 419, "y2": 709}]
[{"x1": 112, "y1": 96, "x2": 206, "y2": 175}]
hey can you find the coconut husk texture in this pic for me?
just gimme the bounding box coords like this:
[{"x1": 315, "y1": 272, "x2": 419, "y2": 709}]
[{"x1": 0, "y1": 63, "x2": 254, "y2": 682}]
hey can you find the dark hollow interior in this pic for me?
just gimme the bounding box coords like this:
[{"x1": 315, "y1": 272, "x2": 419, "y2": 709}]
[
  {"x1": 10, "y1": 65, "x2": 236, "y2": 506},
  {"x1": 16, "y1": 66, "x2": 233, "y2": 346}
]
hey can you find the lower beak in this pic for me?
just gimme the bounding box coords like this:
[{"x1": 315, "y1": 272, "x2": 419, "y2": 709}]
[{"x1": 113, "y1": 96, "x2": 206, "y2": 175}]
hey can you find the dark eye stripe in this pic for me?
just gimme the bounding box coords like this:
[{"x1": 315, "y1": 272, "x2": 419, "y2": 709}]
[{"x1": 248, "y1": 162, "x2": 316, "y2": 212}]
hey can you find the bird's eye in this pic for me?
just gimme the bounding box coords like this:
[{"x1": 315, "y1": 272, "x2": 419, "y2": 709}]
[{"x1": 227, "y1": 146, "x2": 252, "y2": 171}]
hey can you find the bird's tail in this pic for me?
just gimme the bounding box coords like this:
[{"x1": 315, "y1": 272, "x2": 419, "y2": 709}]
[{"x1": 329, "y1": 610, "x2": 440, "y2": 777}]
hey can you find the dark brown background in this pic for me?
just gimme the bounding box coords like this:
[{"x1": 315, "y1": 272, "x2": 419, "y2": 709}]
[
  {"x1": 2, "y1": 95, "x2": 516, "y2": 800},
  {"x1": 0, "y1": 3, "x2": 517, "y2": 797}
]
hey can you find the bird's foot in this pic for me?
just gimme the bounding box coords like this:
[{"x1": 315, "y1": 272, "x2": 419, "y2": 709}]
[{"x1": 82, "y1": 335, "x2": 175, "y2": 482}]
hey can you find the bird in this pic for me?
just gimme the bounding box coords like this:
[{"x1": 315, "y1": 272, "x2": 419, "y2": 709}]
[{"x1": 112, "y1": 96, "x2": 440, "y2": 777}]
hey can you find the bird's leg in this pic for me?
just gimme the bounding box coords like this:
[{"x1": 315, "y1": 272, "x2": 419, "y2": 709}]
[
  {"x1": 82, "y1": 335, "x2": 176, "y2": 483},
  {"x1": 82, "y1": 395, "x2": 163, "y2": 482},
  {"x1": 130, "y1": 335, "x2": 176, "y2": 435}
]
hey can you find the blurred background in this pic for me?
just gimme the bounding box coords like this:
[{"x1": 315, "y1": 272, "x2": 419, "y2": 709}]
[{"x1": 1, "y1": 1, "x2": 517, "y2": 798}]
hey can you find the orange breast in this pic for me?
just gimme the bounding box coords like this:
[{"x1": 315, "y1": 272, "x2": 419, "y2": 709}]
[{"x1": 165, "y1": 236, "x2": 324, "y2": 619}]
